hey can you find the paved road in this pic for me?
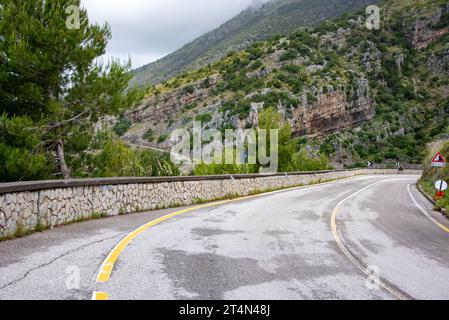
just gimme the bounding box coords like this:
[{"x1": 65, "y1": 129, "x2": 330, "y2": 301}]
[{"x1": 1, "y1": 174, "x2": 448, "y2": 300}]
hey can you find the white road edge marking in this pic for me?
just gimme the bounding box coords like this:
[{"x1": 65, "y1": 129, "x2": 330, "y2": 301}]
[
  {"x1": 407, "y1": 184, "x2": 449, "y2": 233},
  {"x1": 93, "y1": 174, "x2": 373, "y2": 284},
  {"x1": 331, "y1": 177, "x2": 417, "y2": 301},
  {"x1": 92, "y1": 175, "x2": 417, "y2": 299}
]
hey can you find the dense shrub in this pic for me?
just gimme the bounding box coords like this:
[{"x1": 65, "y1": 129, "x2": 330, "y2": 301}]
[
  {"x1": 0, "y1": 115, "x2": 53, "y2": 181},
  {"x1": 143, "y1": 128, "x2": 155, "y2": 142},
  {"x1": 279, "y1": 50, "x2": 298, "y2": 61},
  {"x1": 195, "y1": 113, "x2": 213, "y2": 123},
  {"x1": 158, "y1": 134, "x2": 169, "y2": 143},
  {"x1": 113, "y1": 117, "x2": 132, "y2": 136},
  {"x1": 91, "y1": 139, "x2": 179, "y2": 177}
]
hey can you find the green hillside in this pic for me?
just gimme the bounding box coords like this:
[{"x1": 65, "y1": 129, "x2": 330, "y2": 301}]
[{"x1": 124, "y1": 0, "x2": 449, "y2": 168}]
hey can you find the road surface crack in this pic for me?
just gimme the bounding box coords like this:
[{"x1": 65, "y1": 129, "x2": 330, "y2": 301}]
[{"x1": 0, "y1": 233, "x2": 125, "y2": 290}]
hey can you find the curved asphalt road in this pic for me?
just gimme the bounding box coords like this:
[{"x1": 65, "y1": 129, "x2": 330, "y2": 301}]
[{"x1": 1, "y1": 174, "x2": 448, "y2": 300}]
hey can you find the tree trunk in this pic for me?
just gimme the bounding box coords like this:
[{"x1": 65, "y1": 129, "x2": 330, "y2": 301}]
[{"x1": 56, "y1": 140, "x2": 71, "y2": 179}]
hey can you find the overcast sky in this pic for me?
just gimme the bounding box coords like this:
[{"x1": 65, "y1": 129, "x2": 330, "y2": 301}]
[{"x1": 82, "y1": 0, "x2": 266, "y2": 69}]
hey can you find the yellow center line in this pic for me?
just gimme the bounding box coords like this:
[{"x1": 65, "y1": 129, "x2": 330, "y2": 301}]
[
  {"x1": 92, "y1": 291, "x2": 109, "y2": 300},
  {"x1": 95, "y1": 199, "x2": 233, "y2": 283},
  {"x1": 330, "y1": 179, "x2": 412, "y2": 301},
  {"x1": 92, "y1": 175, "x2": 404, "y2": 300},
  {"x1": 94, "y1": 175, "x2": 363, "y2": 288},
  {"x1": 331, "y1": 206, "x2": 408, "y2": 300}
]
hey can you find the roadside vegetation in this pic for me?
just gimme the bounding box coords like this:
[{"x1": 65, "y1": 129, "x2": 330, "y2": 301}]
[
  {"x1": 193, "y1": 108, "x2": 330, "y2": 175},
  {"x1": 137, "y1": 0, "x2": 449, "y2": 170},
  {"x1": 0, "y1": 0, "x2": 179, "y2": 182},
  {"x1": 2, "y1": 0, "x2": 449, "y2": 182},
  {"x1": 419, "y1": 136, "x2": 449, "y2": 213}
]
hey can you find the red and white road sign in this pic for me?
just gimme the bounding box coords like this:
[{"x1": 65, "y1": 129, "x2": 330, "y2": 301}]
[{"x1": 431, "y1": 152, "x2": 446, "y2": 167}]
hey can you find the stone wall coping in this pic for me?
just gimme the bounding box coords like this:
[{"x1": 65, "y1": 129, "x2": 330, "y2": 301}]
[
  {"x1": 0, "y1": 168, "x2": 424, "y2": 239},
  {"x1": 0, "y1": 169, "x2": 363, "y2": 194},
  {"x1": 0, "y1": 168, "x2": 423, "y2": 195}
]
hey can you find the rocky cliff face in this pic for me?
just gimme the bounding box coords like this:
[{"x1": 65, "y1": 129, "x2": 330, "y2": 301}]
[
  {"x1": 122, "y1": 0, "x2": 449, "y2": 166},
  {"x1": 129, "y1": 75, "x2": 222, "y2": 126},
  {"x1": 406, "y1": 3, "x2": 449, "y2": 49},
  {"x1": 127, "y1": 80, "x2": 374, "y2": 143},
  {"x1": 291, "y1": 88, "x2": 374, "y2": 137}
]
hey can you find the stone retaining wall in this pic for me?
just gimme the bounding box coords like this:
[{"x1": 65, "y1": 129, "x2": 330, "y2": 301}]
[{"x1": 0, "y1": 169, "x2": 421, "y2": 239}]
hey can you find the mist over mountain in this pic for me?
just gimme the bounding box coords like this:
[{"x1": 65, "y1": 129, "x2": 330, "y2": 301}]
[{"x1": 131, "y1": 0, "x2": 382, "y2": 87}]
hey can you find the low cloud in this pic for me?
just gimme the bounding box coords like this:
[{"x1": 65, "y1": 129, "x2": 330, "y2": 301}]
[{"x1": 82, "y1": 0, "x2": 269, "y2": 68}]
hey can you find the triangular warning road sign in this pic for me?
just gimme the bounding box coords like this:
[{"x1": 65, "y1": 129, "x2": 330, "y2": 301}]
[
  {"x1": 432, "y1": 152, "x2": 446, "y2": 167},
  {"x1": 432, "y1": 152, "x2": 445, "y2": 163}
]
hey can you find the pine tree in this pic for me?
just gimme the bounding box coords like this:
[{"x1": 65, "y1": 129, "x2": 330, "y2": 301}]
[{"x1": 0, "y1": 0, "x2": 142, "y2": 180}]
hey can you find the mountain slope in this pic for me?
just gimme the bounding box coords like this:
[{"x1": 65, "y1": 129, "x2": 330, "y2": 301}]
[
  {"x1": 123, "y1": 0, "x2": 449, "y2": 168},
  {"x1": 131, "y1": 0, "x2": 381, "y2": 86}
]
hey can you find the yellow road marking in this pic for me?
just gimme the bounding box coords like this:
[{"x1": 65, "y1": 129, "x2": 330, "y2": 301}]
[
  {"x1": 96, "y1": 199, "x2": 234, "y2": 283},
  {"x1": 330, "y1": 179, "x2": 412, "y2": 301},
  {"x1": 435, "y1": 222, "x2": 449, "y2": 233},
  {"x1": 92, "y1": 291, "x2": 109, "y2": 300},
  {"x1": 93, "y1": 175, "x2": 414, "y2": 299},
  {"x1": 95, "y1": 175, "x2": 364, "y2": 284},
  {"x1": 407, "y1": 184, "x2": 449, "y2": 234}
]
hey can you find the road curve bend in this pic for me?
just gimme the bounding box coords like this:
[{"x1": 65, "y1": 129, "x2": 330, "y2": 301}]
[{"x1": 1, "y1": 174, "x2": 449, "y2": 300}]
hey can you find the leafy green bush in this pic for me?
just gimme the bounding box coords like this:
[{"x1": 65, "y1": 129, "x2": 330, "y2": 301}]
[
  {"x1": 249, "y1": 60, "x2": 263, "y2": 70},
  {"x1": 225, "y1": 73, "x2": 246, "y2": 91},
  {"x1": 183, "y1": 85, "x2": 195, "y2": 95},
  {"x1": 139, "y1": 149, "x2": 180, "y2": 177},
  {"x1": 0, "y1": 143, "x2": 52, "y2": 182},
  {"x1": 158, "y1": 134, "x2": 169, "y2": 143},
  {"x1": 247, "y1": 45, "x2": 264, "y2": 60},
  {"x1": 281, "y1": 64, "x2": 302, "y2": 74},
  {"x1": 195, "y1": 113, "x2": 213, "y2": 123},
  {"x1": 307, "y1": 93, "x2": 318, "y2": 103},
  {"x1": 93, "y1": 139, "x2": 141, "y2": 177},
  {"x1": 242, "y1": 77, "x2": 265, "y2": 94},
  {"x1": 91, "y1": 138, "x2": 179, "y2": 178},
  {"x1": 279, "y1": 50, "x2": 297, "y2": 61},
  {"x1": 113, "y1": 117, "x2": 132, "y2": 136},
  {"x1": 144, "y1": 128, "x2": 155, "y2": 142},
  {"x1": 0, "y1": 115, "x2": 53, "y2": 181},
  {"x1": 251, "y1": 92, "x2": 299, "y2": 112},
  {"x1": 201, "y1": 78, "x2": 211, "y2": 89},
  {"x1": 290, "y1": 148, "x2": 330, "y2": 172}
]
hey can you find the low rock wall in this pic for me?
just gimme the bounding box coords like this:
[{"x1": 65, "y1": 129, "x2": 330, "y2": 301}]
[{"x1": 0, "y1": 169, "x2": 421, "y2": 239}]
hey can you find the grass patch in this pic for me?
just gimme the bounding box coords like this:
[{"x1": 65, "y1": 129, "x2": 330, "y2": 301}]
[{"x1": 418, "y1": 179, "x2": 449, "y2": 214}]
